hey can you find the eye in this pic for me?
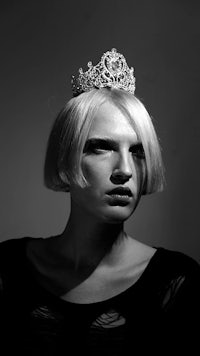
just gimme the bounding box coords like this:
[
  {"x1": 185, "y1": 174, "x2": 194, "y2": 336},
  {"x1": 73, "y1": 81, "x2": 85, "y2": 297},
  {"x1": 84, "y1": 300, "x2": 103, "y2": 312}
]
[
  {"x1": 90, "y1": 142, "x2": 112, "y2": 154},
  {"x1": 130, "y1": 144, "x2": 145, "y2": 159},
  {"x1": 83, "y1": 140, "x2": 114, "y2": 155}
]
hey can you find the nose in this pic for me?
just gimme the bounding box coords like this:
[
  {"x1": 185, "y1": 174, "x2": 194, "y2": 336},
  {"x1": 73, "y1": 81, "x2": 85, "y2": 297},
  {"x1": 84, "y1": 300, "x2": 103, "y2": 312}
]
[{"x1": 111, "y1": 151, "x2": 133, "y2": 183}]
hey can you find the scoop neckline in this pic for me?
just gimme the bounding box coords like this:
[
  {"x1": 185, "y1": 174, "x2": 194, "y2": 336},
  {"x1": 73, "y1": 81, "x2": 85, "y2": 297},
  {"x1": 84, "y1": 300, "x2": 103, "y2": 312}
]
[
  {"x1": 23, "y1": 236, "x2": 164, "y2": 307},
  {"x1": 57, "y1": 247, "x2": 163, "y2": 307}
]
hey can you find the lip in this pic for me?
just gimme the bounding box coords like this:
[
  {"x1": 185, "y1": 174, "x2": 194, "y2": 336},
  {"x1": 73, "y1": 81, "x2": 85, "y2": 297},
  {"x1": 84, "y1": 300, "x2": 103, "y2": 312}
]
[
  {"x1": 106, "y1": 187, "x2": 133, "y2": 197},
  {"x1": 106, "y1": 194, "x2": 132, "y2": 206}
]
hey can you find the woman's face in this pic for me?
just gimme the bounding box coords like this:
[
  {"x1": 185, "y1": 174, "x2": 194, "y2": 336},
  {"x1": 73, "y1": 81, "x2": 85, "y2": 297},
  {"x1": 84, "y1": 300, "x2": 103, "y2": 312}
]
[{"x1": 70, "y1": 101, "x2": 146, "y2": 224}]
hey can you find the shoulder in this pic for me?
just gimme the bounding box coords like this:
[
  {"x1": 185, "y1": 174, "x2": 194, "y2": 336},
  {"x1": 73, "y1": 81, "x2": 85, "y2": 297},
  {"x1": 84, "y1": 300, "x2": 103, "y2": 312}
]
[
  {"x1": 0, "y1": 236, "x2": 30, "y2": 248},
  {"x1": 151, "y1": 247, "x2": 200, "y2": 315},
  {"x1": 0, "y1": 237, "x2": 42, "y2": 280},
  {"x1": 155, "y1": 247, "x2": 200, "y2": 278},
  {"x1": 0, "y1": 237, "x2": 45, "y2": 298},
  {"x1": 0, "y1": 237, "x2": 30, "y2": 263},
  {"x1": 142, "y1": 248, "x2": 200, "y2": 352},
  {"x1": 0, "y1": 236, "x2": 44, "y2": 254},
  {"x1": 152, "y1": 247, "x2": 200, "y2": 294},
  {"x1": 0, "y1": 238, "x2": 26, "y2": 295}
]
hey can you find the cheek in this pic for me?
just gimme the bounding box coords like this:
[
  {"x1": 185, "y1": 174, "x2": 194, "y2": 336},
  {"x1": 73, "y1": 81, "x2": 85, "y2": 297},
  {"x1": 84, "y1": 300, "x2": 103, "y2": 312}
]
[{"x1": 81, "y1": 158, "x2": 111, "y2": 184}]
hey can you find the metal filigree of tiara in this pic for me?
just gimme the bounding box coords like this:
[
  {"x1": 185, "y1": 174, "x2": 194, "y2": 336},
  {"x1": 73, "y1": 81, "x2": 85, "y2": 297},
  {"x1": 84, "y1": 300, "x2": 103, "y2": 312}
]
[{"x1": 71, "y1": 48, "x2": 136, "y2": 96}]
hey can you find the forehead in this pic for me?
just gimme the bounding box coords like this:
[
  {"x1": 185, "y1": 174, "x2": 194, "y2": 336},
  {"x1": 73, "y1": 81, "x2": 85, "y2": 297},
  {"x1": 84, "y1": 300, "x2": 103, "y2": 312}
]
[{"x1": 88, "y1": 101, "x2": 138, "y2": 142}]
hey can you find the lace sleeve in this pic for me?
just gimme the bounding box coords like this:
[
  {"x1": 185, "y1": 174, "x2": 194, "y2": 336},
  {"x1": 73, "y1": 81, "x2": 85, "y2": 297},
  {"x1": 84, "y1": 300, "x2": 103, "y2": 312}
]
[
  {"x1": 161, "y1": 257, "x2": 200, "y2": 352},
  {"x1": 0, "y1": 274, "x2": 3, "y2": 297}
]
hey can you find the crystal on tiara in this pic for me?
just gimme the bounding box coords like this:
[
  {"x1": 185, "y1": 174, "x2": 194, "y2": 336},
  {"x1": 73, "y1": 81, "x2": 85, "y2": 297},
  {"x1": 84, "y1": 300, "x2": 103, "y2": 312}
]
[{"x1": 71, "y1": 48, "x2": 136, "y2": 96}]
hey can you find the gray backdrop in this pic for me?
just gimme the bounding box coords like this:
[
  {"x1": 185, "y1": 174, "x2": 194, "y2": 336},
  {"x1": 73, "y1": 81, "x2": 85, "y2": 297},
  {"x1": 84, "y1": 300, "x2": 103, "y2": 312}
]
[{"x1": 0, "y1": 0, "x2": 200, "y2": 262}]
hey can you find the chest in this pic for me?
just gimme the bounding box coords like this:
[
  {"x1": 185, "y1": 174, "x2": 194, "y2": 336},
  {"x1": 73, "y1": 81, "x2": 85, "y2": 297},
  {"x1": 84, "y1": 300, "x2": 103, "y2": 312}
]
[{"x1": 60, "y1": 258, "x2": 150, "y2": 303}]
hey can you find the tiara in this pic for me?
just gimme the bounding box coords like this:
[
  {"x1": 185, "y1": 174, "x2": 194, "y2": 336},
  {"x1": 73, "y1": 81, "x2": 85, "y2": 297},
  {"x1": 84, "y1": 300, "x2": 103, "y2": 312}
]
[{"x1": 71, "y1": 48, "x2": 136, "y2": 96}]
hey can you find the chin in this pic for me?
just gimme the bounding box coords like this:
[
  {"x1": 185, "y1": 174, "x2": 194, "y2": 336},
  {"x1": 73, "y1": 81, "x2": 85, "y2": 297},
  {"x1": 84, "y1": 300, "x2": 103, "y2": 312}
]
[{"x1": 99, "y1": 206, "x2": 134, "y2": 224}]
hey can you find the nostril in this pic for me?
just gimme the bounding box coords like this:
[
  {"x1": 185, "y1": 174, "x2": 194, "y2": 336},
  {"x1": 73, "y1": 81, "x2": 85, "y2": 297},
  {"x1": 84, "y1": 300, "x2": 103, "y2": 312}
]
[
  {"x1": 112, "y1": 169, "x2": 132, "y2": 178},
  {"x1": 115, "y1": 172, "x2": 132, "y2": 179},
  {"x1": 111, "y1": 170, "x2": 132, "y2": 184}
]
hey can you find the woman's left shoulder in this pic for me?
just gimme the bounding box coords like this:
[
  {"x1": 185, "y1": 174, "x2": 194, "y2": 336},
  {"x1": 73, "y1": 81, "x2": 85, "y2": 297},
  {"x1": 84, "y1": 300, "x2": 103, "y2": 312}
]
[
  {"x1": 151, "y1": 248, "x2": 200, "y2": 351},
  {"x1": 154, "y1": 247, "x2": 200, "y2": 299},
  {"x1": 157, "y1": 247, "x2": 200, "y2": 275}
]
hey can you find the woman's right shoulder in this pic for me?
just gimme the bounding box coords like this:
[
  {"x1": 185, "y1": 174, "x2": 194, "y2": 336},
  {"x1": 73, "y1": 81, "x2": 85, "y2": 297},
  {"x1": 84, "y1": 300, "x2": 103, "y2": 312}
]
[
  {"x1": 0, "y1": 237, "x2": 43, "y2": 271},
  {"x1": 0, "y1": 236, "x2": 29, "y2": 255},
  {"x1": 0, "y1": 238, "x2": 24, "y2": 295},
  {"x1": 0, "y1": 237, "x2": 43, "y2": 295}
]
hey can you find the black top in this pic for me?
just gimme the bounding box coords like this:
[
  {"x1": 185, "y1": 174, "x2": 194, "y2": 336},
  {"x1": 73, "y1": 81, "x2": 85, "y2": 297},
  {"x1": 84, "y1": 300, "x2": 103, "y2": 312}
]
[{"x1": 0, "y1": 237, "x2": 199, "y2": 355}]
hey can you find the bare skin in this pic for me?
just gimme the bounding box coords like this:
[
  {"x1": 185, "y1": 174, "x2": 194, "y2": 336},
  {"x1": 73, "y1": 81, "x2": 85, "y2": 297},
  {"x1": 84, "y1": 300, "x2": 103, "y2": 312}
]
[{"x1": 27, "y1": 101, "x2": 156, "y2": 302}]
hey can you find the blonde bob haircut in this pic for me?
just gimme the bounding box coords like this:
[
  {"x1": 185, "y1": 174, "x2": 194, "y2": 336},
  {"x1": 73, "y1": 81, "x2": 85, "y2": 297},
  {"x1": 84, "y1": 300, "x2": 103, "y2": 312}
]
[{"x1": 44, "y1": 88, "x2": 165, "y2": 194}]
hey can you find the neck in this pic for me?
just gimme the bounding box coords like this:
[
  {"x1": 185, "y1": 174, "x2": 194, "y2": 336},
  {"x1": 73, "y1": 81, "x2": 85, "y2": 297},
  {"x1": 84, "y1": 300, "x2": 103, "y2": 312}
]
[{"x1": 57, "y1": 203, "x2": 126, "y2": 270}]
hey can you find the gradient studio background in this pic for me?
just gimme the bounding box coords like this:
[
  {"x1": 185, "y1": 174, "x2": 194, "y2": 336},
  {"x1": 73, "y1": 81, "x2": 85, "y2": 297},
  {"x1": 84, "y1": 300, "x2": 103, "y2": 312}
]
[{"x1": 0, "y1": 0, "x2": 200, "y2": 262}]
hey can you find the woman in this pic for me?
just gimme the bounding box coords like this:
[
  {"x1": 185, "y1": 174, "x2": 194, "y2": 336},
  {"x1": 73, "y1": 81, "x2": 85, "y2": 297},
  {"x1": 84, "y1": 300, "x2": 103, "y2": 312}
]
[{"x1": 0, "y1": 49, "x2": 199, "y2": 355}]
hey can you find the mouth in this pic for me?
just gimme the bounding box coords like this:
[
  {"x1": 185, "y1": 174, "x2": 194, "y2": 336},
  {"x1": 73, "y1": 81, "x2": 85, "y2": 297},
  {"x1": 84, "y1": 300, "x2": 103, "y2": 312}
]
[
  {"x1": 106, "y1": 187, "x2": 133, "y2": 198},
  {"x1": 106, "y1": 187, "x2": 133, "y2": 206}
]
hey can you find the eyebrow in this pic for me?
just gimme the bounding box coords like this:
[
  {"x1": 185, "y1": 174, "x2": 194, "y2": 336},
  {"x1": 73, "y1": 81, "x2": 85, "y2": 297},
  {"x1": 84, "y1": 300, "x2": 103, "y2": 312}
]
[
  {"x1": 85, "y1": 137, "x2": 117, "y2": 146},
  {"x1": 84, "y1": 137, "x2": 142, "y2": 149}
]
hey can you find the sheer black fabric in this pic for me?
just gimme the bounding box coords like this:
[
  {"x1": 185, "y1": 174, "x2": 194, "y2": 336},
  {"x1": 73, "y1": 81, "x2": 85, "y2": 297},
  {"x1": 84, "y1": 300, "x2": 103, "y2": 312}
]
[{"x1": 0, "y1": 237, "x2": 199, "y2": 355}]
